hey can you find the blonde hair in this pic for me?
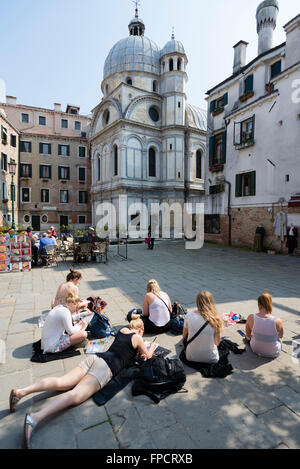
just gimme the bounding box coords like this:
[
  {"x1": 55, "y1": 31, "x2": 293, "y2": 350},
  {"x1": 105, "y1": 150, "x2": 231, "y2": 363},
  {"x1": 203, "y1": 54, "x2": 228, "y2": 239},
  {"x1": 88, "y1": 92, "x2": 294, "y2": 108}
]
[
  {"x1": 146, "y1": 279, "x2": 161, "y2": 296},
  {"x1": 129, "y1": 313, "x2": 144, "y2": 331},
  {"x1": 196, "y1": 290, "x2": 223, "y2": 334},
  {"x1": 258, "y1": 291, "x2": 272, "y2": 314},
  {"x1": 65, "y1": 292, "x2": 81, "y2": 305}
]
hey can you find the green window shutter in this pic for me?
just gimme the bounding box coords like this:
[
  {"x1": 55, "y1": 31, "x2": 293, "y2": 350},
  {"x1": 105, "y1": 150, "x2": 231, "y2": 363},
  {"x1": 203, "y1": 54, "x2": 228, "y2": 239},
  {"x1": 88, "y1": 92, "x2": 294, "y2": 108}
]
[
  {"x1": 235, "y1": 174, "x2": 242, "y2": 198},
  {"x1": 250, "y1": 171, "x2": 256, "y2": 196},
  {"x1": 209, "y1": 136, "x2": 214, "y2": 166},
  {"x1": 58, "y1": 144, "x2": 61, "y2": 155},
  {"x1": 48, "y1": 144, "x2": 52, "y2": 155},
  {"x1": 245, "y1": 75, "x2": 254, "y2": 93},
  {"x1": 67, "y1": 145, "x2": 70, "y2": 156},
  {"x1": 39, "y1": 143, "x2": 43, "y2": 154},
  {"x1": 221, "y1": 131, "x2": 227, "y2": 164},
  {"x1": 223, "y1": 93, "x2": 228, "y2": 106},
  {"x1": 210, "y1": 100, "x2": 216, "y2": 113}
]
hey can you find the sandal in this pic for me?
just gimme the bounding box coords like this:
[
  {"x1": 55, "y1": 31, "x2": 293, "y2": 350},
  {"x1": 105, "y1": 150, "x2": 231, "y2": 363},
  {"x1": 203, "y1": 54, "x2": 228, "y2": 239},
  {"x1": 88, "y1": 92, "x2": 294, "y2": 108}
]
[
  {"x1": 23, "y1": 413, "x2": 35, "y2": 449},
  {"x1": 9, "y1": 389, "x2": 20, "y2": 413}
]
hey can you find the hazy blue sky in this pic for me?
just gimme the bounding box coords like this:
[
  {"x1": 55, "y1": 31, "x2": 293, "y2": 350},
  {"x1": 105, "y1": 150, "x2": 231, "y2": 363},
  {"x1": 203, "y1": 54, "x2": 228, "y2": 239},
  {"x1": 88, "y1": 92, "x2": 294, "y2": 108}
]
[{"x1": 1, "y1": 0, "x2": 299, "y2": 114}]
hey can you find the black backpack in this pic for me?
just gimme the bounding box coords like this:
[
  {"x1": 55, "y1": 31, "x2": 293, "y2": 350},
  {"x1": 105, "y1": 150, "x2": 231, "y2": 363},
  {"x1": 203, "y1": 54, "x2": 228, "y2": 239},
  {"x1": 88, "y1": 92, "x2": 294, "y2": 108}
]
[{"x1": 132, "y1": 355, "x2": 187, "y2": 404}]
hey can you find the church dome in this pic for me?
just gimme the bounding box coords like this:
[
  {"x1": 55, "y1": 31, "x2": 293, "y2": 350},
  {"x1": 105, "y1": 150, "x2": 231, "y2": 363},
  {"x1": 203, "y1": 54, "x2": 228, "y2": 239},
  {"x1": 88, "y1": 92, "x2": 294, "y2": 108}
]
[
  {"x1": 103, "y1": 36, "x2": 161, "y2": 79},
  {"x1": 161, "y1": 38, "x2": 185, "y2": 56},
  {"x1": 186, "y1": 104, "x2": 207, "y2": 131}
]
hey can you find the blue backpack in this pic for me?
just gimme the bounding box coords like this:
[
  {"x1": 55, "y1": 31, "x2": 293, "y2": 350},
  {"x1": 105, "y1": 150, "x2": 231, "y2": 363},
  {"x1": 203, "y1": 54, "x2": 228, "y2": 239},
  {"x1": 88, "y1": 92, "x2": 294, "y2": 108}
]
[{"x1": 170, "y1": 314, "x2": 186, "y2": 335}]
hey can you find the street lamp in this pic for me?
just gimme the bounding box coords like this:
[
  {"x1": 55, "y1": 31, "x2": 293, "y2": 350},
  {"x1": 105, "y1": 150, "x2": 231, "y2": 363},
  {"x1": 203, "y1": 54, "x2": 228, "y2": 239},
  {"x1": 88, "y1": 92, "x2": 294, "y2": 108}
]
[{"x1": 8, "y1": 159, "x2": 16, "y2": 230}]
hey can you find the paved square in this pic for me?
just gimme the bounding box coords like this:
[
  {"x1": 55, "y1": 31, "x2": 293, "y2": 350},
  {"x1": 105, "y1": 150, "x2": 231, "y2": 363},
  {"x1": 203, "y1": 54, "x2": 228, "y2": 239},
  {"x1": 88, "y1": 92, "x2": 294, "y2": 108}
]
[{"x1": 0, "y1": 241, "x2": 299, "y2": 449}]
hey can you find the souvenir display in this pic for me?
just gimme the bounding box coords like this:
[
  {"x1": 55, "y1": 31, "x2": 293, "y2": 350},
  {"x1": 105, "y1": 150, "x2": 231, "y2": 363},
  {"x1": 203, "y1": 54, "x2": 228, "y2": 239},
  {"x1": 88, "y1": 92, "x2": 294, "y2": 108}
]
[
  {"x1": 0, "y1": 235, "x2": 10, "y2": 273},
  {"x1": 9, "y1": 235, "x2": 32, "y2": 272}
]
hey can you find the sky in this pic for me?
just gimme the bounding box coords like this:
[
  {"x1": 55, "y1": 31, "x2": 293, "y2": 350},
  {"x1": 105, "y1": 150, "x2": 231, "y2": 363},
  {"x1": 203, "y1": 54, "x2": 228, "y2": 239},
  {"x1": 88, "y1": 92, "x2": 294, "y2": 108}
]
[{"x1": 0, "y1": 0, "x2": 299, "y2": 115}]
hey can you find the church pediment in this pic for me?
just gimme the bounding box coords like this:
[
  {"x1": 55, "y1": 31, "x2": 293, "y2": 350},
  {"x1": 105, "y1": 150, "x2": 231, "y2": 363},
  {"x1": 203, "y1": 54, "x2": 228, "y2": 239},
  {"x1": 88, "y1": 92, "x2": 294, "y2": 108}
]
[{"x1": 90, "y1": 98, "x2": 122, "y2": 137}]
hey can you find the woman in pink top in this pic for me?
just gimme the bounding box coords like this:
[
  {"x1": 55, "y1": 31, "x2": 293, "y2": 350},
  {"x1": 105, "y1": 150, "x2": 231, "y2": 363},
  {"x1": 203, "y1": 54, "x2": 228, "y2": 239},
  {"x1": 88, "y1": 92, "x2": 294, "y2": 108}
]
[{"x1": 246, "y1": 291, "x2": 283, "y2": 358}]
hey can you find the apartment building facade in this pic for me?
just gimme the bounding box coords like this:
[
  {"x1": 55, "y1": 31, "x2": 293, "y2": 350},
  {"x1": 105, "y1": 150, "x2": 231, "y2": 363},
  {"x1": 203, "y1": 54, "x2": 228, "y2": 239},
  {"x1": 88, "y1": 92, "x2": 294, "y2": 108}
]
[
  {"x1": 0, "y1": 108, "x2": 19, "y2": 227},
  {"x1": 205, "y1": 1, "x2": 300, "y2": 250},
  {"x1": 1, "y1": 97, "x2": 92, "y2": 232}
]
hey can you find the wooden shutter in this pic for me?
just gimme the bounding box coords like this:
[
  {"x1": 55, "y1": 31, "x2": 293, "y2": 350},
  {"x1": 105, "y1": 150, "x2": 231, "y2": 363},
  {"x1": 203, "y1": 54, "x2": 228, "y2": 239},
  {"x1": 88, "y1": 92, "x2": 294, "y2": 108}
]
[
  {"x1": 221, "y1": 131, "x2": 227, "y2": 164},
  {"x1": 245, "y1": 75, "x2": 254, "y2": 93},
  {"x1": 235, "y1": 174, "x2": 242, "y2": 198},
  {"x1": 250, "y1": 171, "x2": 256, "y2": 196},
  {"x1": 209, "y1": 136, "x2": 214, "y2": 167},
  {"x1": 210, "y1": 100, "x2": 216, "y2": 113},
  {"x1": 48, "y1": 144, "x2": 52, "y2": 155},
  {"x1": 234, "y1": 122, "x2": 242, "y2": 145},
  {"x1": 67, "y1": 145, "x2": 70, "y2": 156},
  {"x1": 223, "y1": 93, "x2": 228, "y2": 106},
  {"x1": 39, "y1": 143, "x2": 43, "y2": 154}
]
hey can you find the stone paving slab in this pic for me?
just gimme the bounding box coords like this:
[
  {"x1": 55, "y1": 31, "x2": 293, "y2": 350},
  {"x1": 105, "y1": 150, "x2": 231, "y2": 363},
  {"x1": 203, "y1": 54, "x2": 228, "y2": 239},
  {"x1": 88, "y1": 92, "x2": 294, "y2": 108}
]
[{"x1": 0, "y1": 241, "x2": 299, "y2": 449}]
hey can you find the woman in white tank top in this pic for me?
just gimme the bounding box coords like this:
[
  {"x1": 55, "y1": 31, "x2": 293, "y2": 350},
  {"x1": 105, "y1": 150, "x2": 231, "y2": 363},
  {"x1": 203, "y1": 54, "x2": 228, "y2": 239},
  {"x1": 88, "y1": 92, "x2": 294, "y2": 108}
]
[
  {"x1": 246, "y1": 291, "x2": 283, "y2": 358},
  {"x1": 142, "y1": 279, "x2": 172, "y2": 334}
]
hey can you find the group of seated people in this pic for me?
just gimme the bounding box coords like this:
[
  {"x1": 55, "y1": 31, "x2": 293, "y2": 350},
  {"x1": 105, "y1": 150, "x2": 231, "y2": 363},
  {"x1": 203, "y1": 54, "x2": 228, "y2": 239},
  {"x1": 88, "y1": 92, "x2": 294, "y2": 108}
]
[
  {"x1": 27, "y1": 226, "x2": 57, "y2": 266},
  {"x1": 9, "y1": 269, "x2": 284, "y2": 448}
]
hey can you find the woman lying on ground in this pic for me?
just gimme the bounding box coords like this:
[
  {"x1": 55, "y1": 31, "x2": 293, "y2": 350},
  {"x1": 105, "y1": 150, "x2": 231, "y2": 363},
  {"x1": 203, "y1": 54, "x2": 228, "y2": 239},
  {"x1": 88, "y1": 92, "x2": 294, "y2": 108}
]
[
  {"x1": 41, "y1": 292, "x2": 88, "y2": 354},
  {"x1": 138, "y1": 279, "x2": 172, "y2": 334},
  {"x1": 10, "y1": 314, "x2": 156, "y2": 448},
  {"x1": 245, "y1": 291, "x2": 283, "y2": 358},
  {"x1": 182, "y1": 290, "x2": 223, "y2": 364}
]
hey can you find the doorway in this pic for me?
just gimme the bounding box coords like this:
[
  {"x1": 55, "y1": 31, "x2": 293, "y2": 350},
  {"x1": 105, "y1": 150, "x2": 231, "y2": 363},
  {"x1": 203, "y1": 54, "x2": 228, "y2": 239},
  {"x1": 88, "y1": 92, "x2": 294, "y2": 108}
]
[{"x1": 32, "y1": 215, "x2": 40, "y2": 231}]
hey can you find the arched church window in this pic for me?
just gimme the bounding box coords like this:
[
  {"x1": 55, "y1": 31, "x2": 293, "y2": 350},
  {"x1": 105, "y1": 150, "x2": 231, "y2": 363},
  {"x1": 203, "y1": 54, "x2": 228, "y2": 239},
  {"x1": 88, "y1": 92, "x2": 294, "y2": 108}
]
[
  {"x1": 102, "y1": 109, "x2": 110, "y2": 126},
  {"x1": 177, "y1": 58, "x2": 182, "y2": 71},
  {"x1": 169, "y1": 58, "x2": 174, "y2": 71},
  {"x1": 196, "y1": 150, "x2": 202, "y2": 179},
  {"x1": 149, "y1": 147, "x2": 156, "y2": 177},
  {"x1": 105, "y1": 84, "x2": 109, "y2": 96},
  {"x1": 113, "y1": 145, "x2": 118, "y2": 176},
  {"x1": 126, "y1": 77, "x2": 133, "y2": 86},
  {"x1": 153, "y1": 80, "x2": 158, "y2": 92},
  {"x1": 97, "y1": 156, "x2": 101, "y2": 181}
]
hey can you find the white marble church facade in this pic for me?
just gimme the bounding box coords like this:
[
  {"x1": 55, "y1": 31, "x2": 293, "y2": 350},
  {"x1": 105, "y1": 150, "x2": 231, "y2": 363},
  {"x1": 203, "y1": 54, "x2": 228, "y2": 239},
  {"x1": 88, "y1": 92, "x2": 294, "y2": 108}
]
[{"x1": 89, "y1": 10, "x2": 207, "y2": 236}]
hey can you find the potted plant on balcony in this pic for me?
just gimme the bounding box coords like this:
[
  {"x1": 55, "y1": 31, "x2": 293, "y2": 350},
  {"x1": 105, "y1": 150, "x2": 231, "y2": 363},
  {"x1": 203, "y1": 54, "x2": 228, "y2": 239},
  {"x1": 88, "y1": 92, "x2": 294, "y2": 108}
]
[
  {"x1": 2, "y1": 198, "x2": 9, "y2": 204},
  {"x1": 209, "y1": 163, "x2": 224, "y2": 173},
  {"x1": 239, "y1": 91, "x2": 254, "y2": 102},
  {"x1": 212, "y1": 106, "x2": 224, "y2": 117}
]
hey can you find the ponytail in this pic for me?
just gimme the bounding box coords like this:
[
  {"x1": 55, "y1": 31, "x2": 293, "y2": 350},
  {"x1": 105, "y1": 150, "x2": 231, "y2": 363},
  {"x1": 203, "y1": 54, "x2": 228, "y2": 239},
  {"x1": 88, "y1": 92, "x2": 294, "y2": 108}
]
[{"x1": 66, "y1": 269, "x2": 82, "y2": 282}]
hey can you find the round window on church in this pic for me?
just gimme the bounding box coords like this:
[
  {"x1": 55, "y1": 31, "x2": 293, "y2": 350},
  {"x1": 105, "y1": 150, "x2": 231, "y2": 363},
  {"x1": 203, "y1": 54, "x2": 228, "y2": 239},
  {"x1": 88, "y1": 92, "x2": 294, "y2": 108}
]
[
  {"x1": 149, "y1": 106, "x2": 160, "y2": 122},
  {"x1": 102, "y1": 109, "x2": 110, "y2": 126}
]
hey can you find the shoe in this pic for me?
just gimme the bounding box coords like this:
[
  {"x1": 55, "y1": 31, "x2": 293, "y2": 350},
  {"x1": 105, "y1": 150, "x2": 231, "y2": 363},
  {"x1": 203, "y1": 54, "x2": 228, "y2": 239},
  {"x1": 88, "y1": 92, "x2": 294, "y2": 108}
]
[
  {"x1": 9, "y1": 389, "x2": 20, "y2": 413},
  {"x1": 23, "y1": 413, "x2": 35, "y2": 449}
]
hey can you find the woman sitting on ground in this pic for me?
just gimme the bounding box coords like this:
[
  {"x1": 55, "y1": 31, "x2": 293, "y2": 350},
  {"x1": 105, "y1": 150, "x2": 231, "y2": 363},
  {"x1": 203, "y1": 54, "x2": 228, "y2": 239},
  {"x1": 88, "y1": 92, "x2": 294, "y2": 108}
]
[
  {"x1": 51, "y1": 269, "x2": 83, "y2": 308},
  {"x1": 10, "y1": 314, "x2": 157, "y2": 448},
  {"x1": 245, "y1": 291, "x2": 283, "y2": 358},
  {"x1": 182, "y1": 290, "x2": 223, "y2": 364},
  {"x1": 140, "y1": 279, "x2": 172, "y2": 334},
  {"x1": 41, "y1": 292, "x2": 88, "y2": 354}
]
